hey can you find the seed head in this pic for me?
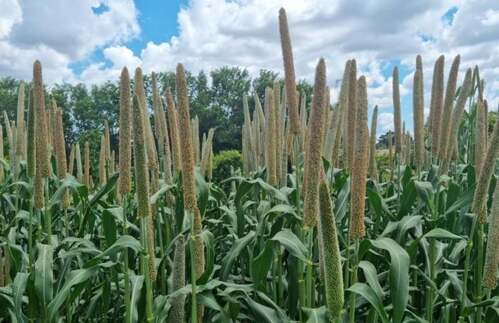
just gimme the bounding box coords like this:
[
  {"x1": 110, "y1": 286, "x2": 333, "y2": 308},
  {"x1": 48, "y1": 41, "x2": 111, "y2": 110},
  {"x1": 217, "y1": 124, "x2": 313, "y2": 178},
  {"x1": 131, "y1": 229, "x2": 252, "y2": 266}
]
[
  {"x1": 0, "y1": 126, "x2": 4, "y2": 182},
  {"x1": 54, "y1": 109, "x2": 67, "y2": 179},
  {"x1": 413, "y1": 55, "x2": 425, "y2": 169},
  {"x1": 33, "y1": 60, "x2": 50, "y2": 177},
  {"x1": 438, "y1": 55, "x2": 460, "y2": 160},
  {"x1": 347, "y1": 60, "x2": 358, "y2": 170},
  {"x1": 168, "y1": 235, "x2": 186, "y2": 323},
  {"x1": 430, "y1": 55, "x2": 445, "y2": 155},
  {"x1": 318, "y1": 180, "x2": 344, "y2": 319},
  {"x1": 132, "y1": 95, "x2": 151, "y2": 218},
  {"x1": 483, "y1": 180, "x2": 499, "y2": 289},
  {"x1": 84, "y1": 141, "x2": 91, "y2": 187},
  {"x1": 16, "y1": 82, "x2": 26, "y2": 158},
  {"x1": 472, "y1": 110, "x2": 499, "y2": 219},
  {"x1": 27, "y1": 86, "x2": 36, "y2": 177},
  {"x1": 176, "y1": 63, "x2": 197, "y2": 211},
  {"x1": 265, "y1": 87, "x2": 277, "y2": 185},
  {"x1": 440, "y1": 68, "x2": 473, "y2": 174},
  {"x1": 118, "y1": 67, "x2": 132, "y2": 195},
  {"x1": 279, "y1": 8, "x2": 300, "y2": 134},
  {"x1": 303, "y1": 58, "x2": 327, "y2": 228},
  {"x1": 76, "y1": 143, "x2": 83, "y2": 182},
  {"x1": 475, "y1": 99, "x2": 487, "y2": 181},
  {"x1": 392, "y1": 66, "x2": 402, "y2": 153},
  {"x1": 200, "y1": 129, "x2": 215, "y2": 177},
  {"x1": 165, "y1": 87, "x2": 182, "y2": 174},
  {"x1": 98, "y1": 134, "x2": 107, "y2": 186},
  {"x1": 350, "y1": 76, "x2": 369, "y2": 240},
  {"x1": 369, "y1": 106, "x2": 378, "y2": 179}
]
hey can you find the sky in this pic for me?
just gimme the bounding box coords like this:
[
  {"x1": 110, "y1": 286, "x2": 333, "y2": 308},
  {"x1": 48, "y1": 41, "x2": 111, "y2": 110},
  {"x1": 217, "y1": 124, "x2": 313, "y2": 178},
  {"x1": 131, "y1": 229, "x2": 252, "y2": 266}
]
[{"x1": 1, "y1": 0, "x2": 498, "y2": 135}]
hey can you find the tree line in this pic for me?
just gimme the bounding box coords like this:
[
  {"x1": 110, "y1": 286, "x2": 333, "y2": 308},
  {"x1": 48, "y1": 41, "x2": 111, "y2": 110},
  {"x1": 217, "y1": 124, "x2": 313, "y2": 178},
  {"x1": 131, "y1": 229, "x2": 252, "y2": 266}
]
[{"x1": 0, "y1": 67, "x2": 313, "y2": 154}]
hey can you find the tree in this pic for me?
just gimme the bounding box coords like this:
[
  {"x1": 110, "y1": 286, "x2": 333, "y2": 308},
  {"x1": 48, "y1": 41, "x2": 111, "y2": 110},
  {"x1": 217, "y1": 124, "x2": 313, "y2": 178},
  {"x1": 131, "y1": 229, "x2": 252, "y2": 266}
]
[
  {"x1": 377, "y1": 130, "x2": 394, "y2": 149},
  {"x1": 0, "y1": 65, "x2": 313, "y2": 154},
  {"x1": 210, "y1": 67, "x2": 251, "y2": 151}
]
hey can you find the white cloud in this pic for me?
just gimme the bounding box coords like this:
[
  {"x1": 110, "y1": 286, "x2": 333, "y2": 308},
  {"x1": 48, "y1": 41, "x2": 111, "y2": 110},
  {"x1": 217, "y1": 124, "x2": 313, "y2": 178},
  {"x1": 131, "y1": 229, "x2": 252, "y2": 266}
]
[
  {"x1": 482, "y1": 9, "x2": 499, "y2": 26},
  {"x1": 1, "y1": 0, "x2": 499, "y2": 127},
  {"x1": 378, "y1": 112, "x2": 394, "y2": 134},
  {"x1": 0, "y1": 0, "x2": 22, "y2": 38},
  {"x1": 0, "y1": 0, "x2": 139, "y2": 83}
]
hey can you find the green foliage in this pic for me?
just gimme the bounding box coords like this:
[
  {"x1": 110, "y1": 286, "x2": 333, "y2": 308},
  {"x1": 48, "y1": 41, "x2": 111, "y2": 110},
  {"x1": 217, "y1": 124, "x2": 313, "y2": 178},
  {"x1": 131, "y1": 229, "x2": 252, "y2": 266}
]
[
  {"x1": 0, "y1": 67, "x2": 313, "y2": 153},
  {"x1": 377, "y1": 130, "x2": 394, "y2": 149},
  {"x1": 212, "y1": 150, "x2": 242, "y2": 185},
  {"x1": 0, "y1": 59, "x2": 498, "y2": 323}
]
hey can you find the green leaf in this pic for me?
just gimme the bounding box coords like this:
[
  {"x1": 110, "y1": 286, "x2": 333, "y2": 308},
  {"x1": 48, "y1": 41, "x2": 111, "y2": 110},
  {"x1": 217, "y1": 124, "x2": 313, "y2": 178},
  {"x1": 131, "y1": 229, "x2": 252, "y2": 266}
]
[
  {"x1": 245, "y1": 296, "x2": 281, "y2": 323},
  {"x1": 12, "y1": 272, "x2": 29, "y2": 323},
  {"x1": 85, "y1": 235, "x2": 141, "y2": 267},
  {"x1": 34, "y1": 244, "x2": 53, "y2": 309},
  {"x1": 358, "y1": 261, "x2": 384, "y2": 299},
  {"x1": 150, "y1": 183, "x2": 175, "y2": 204},
  {"x1": 370, "y1": 237, "x2": 410, "y2": 323},
  {"x1": 251, "y1": 241, "x2": 274, "y2": 289},
  {"x1": 398, "y1": 180, "x2": 416, "y2": 218},
  {"x1": 303, "y1": 306, "x2": 327, "y2": 323},
  {"x1": 221, "y1": 231, "x2": 256, "y2": 280},
  {"x1": 271, "y1": 229, "x2": 309, "y2": 263},
  {"x1": 49, "y1": 175, "x2": 83, "y2": 207},
  {"x1": 348, "y1": 283, "x2": 389, "y2": 323},
  {"x1": 414, "y1": 180, "x2": 434, "y2": 211},
  {"x1": 102, "y1": 209, "x2": 117, "y2": 246},
  {"x1": 444, "y1": 188, "x2": 474, "y2": 216},
  {"x1": 128, "y1": 274, "x2": 144, "y2": 323},
  {"x1": 48, "y1": 267, "x2": 99, "y2": 321},
  {"x1": 367, "y1": 187, "x2": 391, "y2": 220},
  {"x1": 424, "y1": 228, "x2": 463, "y2": 240},
  {"x1": 396, "y1": 215, "x2": 423, "y2": 243}
]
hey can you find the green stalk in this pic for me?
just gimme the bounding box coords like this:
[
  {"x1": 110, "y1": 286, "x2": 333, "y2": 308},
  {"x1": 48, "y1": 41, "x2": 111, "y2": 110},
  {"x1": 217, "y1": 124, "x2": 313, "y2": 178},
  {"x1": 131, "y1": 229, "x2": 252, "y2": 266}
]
[
  {"x1": 156, "y1": 201, "x2": 166, "y2": 295},
  {"x1": 426, "y1": 240, "x2": 436, "y2": 322},
  {"x1": 123, "y1": 195, "x2": 131, "y2": 323},
  {"x1": 189, "y1": 235, "x2": 198, "y2": 323},
  {"x1": 44, "y1": 179, "x2": 51, "y2": 244},
  {"x1": 460, "y1": 217, "x2": 478, "y2": 319},
  {"x1": 474, "y1": 223, "x2": 484, "y2": 323},
  {"x1": 306, "y1": 229, "x2": 314, "y2": 307},
  {"x1": 140, "y1": 217, "x2": 154, "y2": 322},
  {"x1": 277, "y1": 249, "x2": 283, "y2": 305},
  {"x1": 28, "y1": 198, "x2": 34, "y2": 269},
  {"x1": 348, "y1": 239, "x2": 359, "y2": 323},
  {"x1": 292, "y1": 135, "x2": 306, "y2": 320}
]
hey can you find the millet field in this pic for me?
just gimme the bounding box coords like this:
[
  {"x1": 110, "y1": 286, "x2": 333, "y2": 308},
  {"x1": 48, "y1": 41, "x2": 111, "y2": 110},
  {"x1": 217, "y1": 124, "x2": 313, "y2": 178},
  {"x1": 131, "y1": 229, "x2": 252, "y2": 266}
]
[{"x1": 0, "y1": 7, "x2": 498, "y2": 323}]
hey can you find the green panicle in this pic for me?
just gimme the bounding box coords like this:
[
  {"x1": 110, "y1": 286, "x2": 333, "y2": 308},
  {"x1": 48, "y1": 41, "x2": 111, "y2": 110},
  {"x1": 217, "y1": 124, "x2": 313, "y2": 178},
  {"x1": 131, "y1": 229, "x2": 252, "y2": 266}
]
[
  {"x1": 176, "y1": 63, "x2": 197, "y2": 211},
  {"x1": 438, "y1": 55, "x2": 460, "y2": 160},
  {"x1": 132, "y1": 95, "x2": 151, "y2": 218},
  {"x1": 168, "y1": 235, "x2": 186, "y2": 323},
  {"x1": 483, "y1": 180, "x2": 499, "y2": 289},
  {"x1": 369, "y1": 105, "x2": 378, "y2": 179},
  {"x1": 27, "y1": 86, "x2": 36, "y2": 177},
  {"x1": 303, "y1": 58, "x2": 327, "y2": 229},
  {"x1": 392, "y1": 66, "x2": 402, "y2": 153},
  {"x1": 350, "y1": 76, "x2": 369, "y2": 240},
  {"x1": 318, "y1": 181, "x2": 344, "y2": 320},
  {"x1": 118, "y1": 67, "x2": 132, "y2": 195},
  {"x1": 278, "y1": 8, "x2": 300, "y2": 134}
]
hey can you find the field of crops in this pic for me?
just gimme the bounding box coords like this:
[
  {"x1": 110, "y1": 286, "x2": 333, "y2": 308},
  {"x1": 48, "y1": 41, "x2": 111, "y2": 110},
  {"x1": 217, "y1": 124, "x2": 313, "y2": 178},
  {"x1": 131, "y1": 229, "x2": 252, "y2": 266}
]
[{"x1": 0, "y1": 8, "x2": 498, "y2": 323}]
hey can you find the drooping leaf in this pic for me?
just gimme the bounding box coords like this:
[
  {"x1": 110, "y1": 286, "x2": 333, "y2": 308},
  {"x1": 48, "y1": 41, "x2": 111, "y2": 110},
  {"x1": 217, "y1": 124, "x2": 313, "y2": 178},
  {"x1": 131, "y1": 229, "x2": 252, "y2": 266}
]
[{"x1": 370, "y1": 237, "x2": 410, "y2": 323}]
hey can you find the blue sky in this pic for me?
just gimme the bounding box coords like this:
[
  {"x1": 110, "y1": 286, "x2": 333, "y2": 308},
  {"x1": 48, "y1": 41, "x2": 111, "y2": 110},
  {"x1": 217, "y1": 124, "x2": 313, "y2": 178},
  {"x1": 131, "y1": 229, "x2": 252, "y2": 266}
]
[
  {"x1": 71, "y1": 0, "x2": 187, "y2": 75},
  {"x1": 1, "y1": 0, "x2": 498, "y2": 136}
]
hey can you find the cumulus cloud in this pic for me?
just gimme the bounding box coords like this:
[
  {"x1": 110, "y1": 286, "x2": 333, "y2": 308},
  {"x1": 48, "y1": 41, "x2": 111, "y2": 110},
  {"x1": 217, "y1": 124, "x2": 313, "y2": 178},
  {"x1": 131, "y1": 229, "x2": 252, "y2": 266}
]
[
  {"x1": 0, "y1": 0, "x2": 22, "y2": 38},
  {"x1": 0, "y1": 0, "x2": 139, "y2": 83},
  {"x1": 378, "y1": 112, "x2": 394, "y2": 134},
  {"x1": 1, "y1": 0, "x2": 498, "y2": 132}
]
